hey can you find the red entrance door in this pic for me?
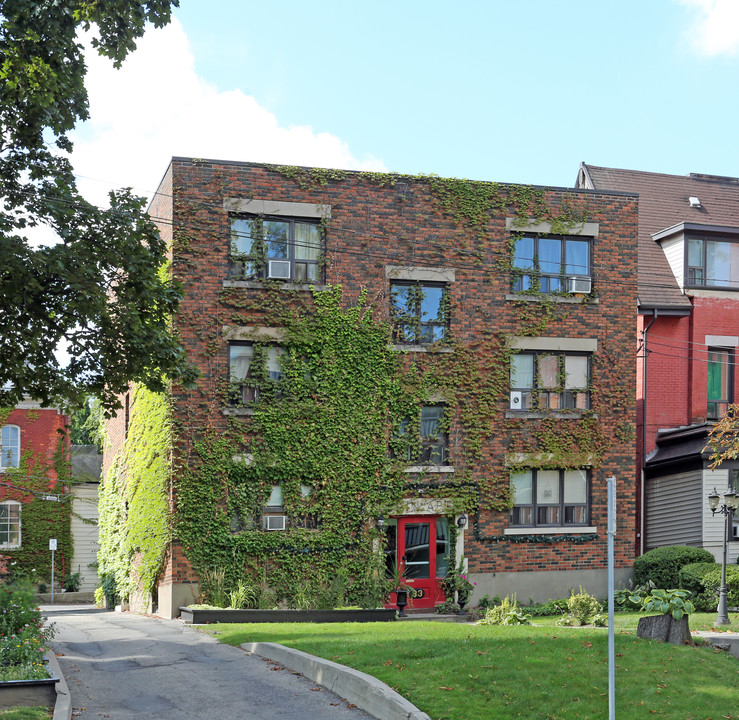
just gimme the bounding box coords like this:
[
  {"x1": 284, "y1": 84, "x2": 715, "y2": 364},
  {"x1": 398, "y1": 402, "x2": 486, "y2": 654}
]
[{"x1": 384, "y1": 515, "x2": 449, "y2": 610}]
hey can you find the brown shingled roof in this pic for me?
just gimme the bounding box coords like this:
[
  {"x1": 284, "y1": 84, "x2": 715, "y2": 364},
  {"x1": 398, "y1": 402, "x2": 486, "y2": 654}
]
[{"x1": 577, "y1": 164, "x2": 739, "y2": 311}]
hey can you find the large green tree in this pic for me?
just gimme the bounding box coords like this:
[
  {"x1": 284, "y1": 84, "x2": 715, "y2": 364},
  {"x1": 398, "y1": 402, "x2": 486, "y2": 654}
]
[{"x1": 0, "y1": 0, "x2": 196, "y2": 411}]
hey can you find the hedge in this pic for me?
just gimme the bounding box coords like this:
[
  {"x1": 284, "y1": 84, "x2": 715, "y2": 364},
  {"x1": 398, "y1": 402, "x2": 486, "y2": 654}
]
[
  {"x1": 633, "y1": 546, "x2": 715, "y2": 589},
  {"x1": 678, "y1": 562, "x2": 720, "y2": 612}
]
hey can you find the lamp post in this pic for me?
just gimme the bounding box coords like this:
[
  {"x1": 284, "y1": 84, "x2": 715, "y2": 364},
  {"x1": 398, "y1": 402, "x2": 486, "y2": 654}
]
[{"x1": 707, "y1": 487, "x2": 739, "y2": 626}]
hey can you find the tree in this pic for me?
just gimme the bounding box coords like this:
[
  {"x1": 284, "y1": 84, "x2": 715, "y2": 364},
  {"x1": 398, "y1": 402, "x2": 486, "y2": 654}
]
[
  {"x1": 0, "y1": 0, "x2": 196, "y2": 412},
  {"x1": 708, "y1": 405, "x2": 739, "y2": 468}
]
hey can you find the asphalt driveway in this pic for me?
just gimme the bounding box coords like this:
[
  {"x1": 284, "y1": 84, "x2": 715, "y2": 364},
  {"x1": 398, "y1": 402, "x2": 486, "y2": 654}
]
[{"x1": 43, "y1": 605, "x2": 375, "y2": 720}]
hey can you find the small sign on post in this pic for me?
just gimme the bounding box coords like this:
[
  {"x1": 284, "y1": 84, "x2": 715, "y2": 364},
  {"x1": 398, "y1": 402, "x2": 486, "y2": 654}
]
[{"x1": 49, "y1": 539, "x2": 57, "y2": 604}]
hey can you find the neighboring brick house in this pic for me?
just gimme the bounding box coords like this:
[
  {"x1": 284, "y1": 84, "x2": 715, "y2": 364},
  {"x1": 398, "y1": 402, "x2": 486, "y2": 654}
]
[
  {"x1": 576, "y1": 164, "x2": 739, "y2": 564},
  {"x1": 103, "y1": 158, "x2": 638, "y2": 618},
  {"x1": 0, "y1": 400, "x2": 72, "y2": 581}
]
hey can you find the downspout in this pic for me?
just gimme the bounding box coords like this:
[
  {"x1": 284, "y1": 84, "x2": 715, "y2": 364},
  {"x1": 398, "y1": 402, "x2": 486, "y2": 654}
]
[{"x1": 640, "y1": 310, "x2": 658, "y2": 556}]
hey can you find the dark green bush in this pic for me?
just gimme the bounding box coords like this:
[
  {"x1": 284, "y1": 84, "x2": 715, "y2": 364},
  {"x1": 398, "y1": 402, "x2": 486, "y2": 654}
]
[
  {"x1": 678, "y1": 562, "x2": 719, "y2": 611},
  {"x1": 677, "y1": 562, "x2": 739, "y2": 611},
  {"x1": 633, "y1": 546, "x2": 715, "y2": 589},
  {"x1": 701, "y1": 566, "x2": 739, "y2": 610}
]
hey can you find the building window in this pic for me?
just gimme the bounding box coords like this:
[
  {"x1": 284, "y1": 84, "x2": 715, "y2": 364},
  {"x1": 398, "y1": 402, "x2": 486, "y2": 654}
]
[
  {"x1": 0, "y1": 425, "x2": 20, "y2": 469},
  {"x1": 0, "y1": 501, "x2": 21, "y2": 547},
  {"x1": 511, "y1": 235, "x2": 591, "y2": 293},
  {"x1": 261, "y1": 483, "x2": 318, "y2": 531},
  {"x1": 229, "y1": 344, "x2": 284, "y2": 405},
  {"x1": 708, "y1": 348, "x2": 733, "y2": 419},
  {"x1": 395, "y1": 406, "x2": 449, "y2": 465},
  {"x1": 230, "y1": 216, "x2": 322, "y2": 283},
  {"x1": 687, "y1": 237, "x2": 739, "y2": 289},
  {"x1": 390, "y1": 282, "x2": 449, "y2": 344},
  {"x1": 510, "y1": 469, "x2": 589, "y2": 527},
  {"x1": 510, "y1": 353, "x2": 590, "y2": 410}
]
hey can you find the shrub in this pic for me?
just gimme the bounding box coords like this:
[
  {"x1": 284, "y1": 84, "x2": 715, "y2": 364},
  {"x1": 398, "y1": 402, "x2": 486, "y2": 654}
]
[
  {"x1": 678, "y1": 563, "x2": 719, "y2": 611},
  {"x1": 559, "y1": 587, "x2": 602, "y2": 626},
  {"x1": 64, "y1": 572, "x2": 82, "y2": 593},
  {"x1": 477, "y1": 595, "x2": 531, "y2": 626},
  {"x1": 633, "y1": 546, "x2": 715, "y2": 589},
  {"x1": 434, "y1": 600, "x2": 459, "y2": 614},
  {"x1": 0, "y1": 581, "x2": 54, "y2": 680},
  {"x1": 228, "y1": 580, "x2": 259, "y2": 609},
  {"x1": 685, "y1": 565, "x2": 739, "y2": 611}
]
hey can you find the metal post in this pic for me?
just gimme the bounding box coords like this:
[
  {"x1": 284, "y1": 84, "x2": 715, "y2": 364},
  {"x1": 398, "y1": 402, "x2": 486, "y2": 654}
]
[
  {"x1": 607, "y1": 476, "x2": 616, "y2": 720},
  {"x1": 716, "y1": 509, "x2": 731, "y2": 625},
  {"x1": 49, "y1": 538, "x2": 57, "y2": 605}
]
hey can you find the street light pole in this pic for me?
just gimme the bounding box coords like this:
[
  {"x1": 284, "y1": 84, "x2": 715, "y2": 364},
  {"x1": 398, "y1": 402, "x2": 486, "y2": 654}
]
[{"x1": 707, "y1": 488, "x2": 738, "y2": 626}]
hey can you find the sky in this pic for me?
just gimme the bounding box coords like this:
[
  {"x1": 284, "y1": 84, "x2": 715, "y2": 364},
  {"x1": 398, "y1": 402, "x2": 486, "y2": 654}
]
[{"x1": 70, "y1": 0, "x2": 739, "y2": 208}]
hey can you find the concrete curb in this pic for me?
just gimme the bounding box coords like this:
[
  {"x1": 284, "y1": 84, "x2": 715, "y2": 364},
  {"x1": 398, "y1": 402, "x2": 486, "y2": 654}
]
[
  {"x1": 693, "y1": 631, "x2": 739, "y2": 658},
  {"x1": 242, "y1": 642, "x2": 431, "y2": 720},
  {"x1": 45, "y1": 650, "x2": 72, "y2": 720}
]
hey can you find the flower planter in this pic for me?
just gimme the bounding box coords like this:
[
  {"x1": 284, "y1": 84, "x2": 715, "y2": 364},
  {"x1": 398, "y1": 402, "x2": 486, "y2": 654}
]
[
  {"x1": 179, "y1": 607, "x2": 397, "y2": 624},
  {"x1": 636, "y1": 614, "x2": 692, "y2": 646},
  {"x1": 0, "y1": 676, "x2": 59, "y2": 710}
]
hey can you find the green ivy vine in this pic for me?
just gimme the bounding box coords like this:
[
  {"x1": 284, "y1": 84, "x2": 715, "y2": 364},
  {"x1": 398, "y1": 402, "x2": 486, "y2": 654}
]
[
  {"x1": 99, "y1": 165, "x2": 633, "y2": 605},
  {"x1": 98, "y1": 386, "x2": 173, "y2": 604}
]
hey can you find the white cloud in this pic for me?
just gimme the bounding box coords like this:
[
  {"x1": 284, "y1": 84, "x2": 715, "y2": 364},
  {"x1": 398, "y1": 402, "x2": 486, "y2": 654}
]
[
  {"x1": 71, "y1": 18, "x2": 385, "y2": 206},
  {"x1": 679, "y1": 0, "x2": 739, "y2": 57}
]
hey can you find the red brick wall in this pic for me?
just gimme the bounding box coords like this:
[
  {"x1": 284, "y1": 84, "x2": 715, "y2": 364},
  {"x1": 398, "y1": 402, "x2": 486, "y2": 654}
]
[
  {"x1": 1, "y1": 406, "x2": 68, "y2": 500},
  {"x1": 155, "y1": 159, "x2": 639, "y2": 582},
  {"x1": 640, "y1": 296, "x2": 739, "y2": 460}
]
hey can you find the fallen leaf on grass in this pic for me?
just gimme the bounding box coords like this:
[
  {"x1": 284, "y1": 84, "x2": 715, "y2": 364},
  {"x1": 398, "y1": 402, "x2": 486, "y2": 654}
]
[{"x1": 439, "y1": 687, "x2": 455, "y2": 691}]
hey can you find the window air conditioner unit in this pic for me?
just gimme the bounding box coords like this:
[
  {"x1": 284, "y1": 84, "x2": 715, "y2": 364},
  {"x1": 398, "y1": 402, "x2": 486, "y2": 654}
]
[
  {"x1": 568, "y1": 276, "x2": 592, "y2": 294},
  {"x1": 267, "y1": 260, "x2": 291, "y2": 280},
  {"x1": 510, "y1": 391, "x2": 523, "y2": 409},
  {"x1": 263, "y1": 515, "x2": 286, "y2": 531}
]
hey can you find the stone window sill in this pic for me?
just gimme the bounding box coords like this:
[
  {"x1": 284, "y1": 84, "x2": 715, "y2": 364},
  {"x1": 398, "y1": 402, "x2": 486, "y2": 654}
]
[
  {"x1": 403, "y1": 465, "x2": 455, "y2": 473},
  {"x1": 504, "y1": 527, "x2": 597, "y2": 535},
  {"x1": 505, "y1": 293, "x2": 598, "y2": 305},
  {"x1": 223, "y1": 280, "x2": 331, "y2": 292},
  {"x1": 392, "y1": 344, "x2": 454, "y2": 353},
  {"x1": 222, "y1": 407, "x2": 255, "y2": 416},
  {"x1": 505, "y1": 410, "x2": 596, "y2": 420}
]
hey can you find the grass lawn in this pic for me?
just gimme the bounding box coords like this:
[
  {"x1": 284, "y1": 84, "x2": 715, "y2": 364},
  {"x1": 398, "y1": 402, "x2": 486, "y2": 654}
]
[
  {"x1": 533, "y1": 610, "x2": 739, "y2": 632},
  {"x1": 206, "y1": 616, "x2": 739, "y2": 720},
  {"x1": 0, "y1": 709, "x2": 51, "y2": 719}
]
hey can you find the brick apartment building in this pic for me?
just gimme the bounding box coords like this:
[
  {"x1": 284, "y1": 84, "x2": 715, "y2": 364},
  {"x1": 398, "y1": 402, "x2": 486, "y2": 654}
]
[
  {"x1": 577, "y1": 164, "x2": 739, "y2": 564},
  {"x1": 102, "y1": 158, "x2": 638, "y2": 618},
  {"x1": 0, "y1": 400, "x2": 71, "y2": 579}
]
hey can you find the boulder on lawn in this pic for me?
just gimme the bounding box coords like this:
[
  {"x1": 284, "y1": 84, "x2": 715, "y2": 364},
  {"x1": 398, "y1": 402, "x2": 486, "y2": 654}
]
[{"x1": 637, "y1": 614, "x2": 691, "y2": 646}]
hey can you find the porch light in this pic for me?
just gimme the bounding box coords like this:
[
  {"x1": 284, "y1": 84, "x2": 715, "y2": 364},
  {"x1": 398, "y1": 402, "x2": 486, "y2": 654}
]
[
  {"x1": 376, "y1": 515, "x2": 386, "y2": 531},
  {"x1": 457, "y1": 513, "x2": 468, "y2": 529}
]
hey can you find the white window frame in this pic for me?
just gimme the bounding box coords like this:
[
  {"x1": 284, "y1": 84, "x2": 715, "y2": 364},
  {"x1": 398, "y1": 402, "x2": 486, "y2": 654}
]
[
  {"x1": 0, "y1": 425, "x2": 20, "y2": 469},
  {"x1": 0, "y1": 500, "x2": 21, "y2": 547},
  {"x1": 509, "y1": 469, "x2": 590, "y2": 528}
]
